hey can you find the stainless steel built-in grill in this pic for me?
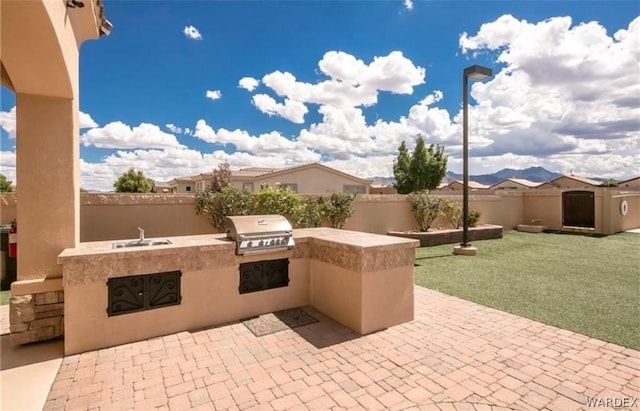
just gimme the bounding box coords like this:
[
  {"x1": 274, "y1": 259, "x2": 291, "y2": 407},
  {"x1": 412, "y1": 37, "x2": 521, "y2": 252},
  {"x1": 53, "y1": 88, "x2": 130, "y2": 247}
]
[{"x1": 225, "y1": 215, "x2": 295, "y2": 255}]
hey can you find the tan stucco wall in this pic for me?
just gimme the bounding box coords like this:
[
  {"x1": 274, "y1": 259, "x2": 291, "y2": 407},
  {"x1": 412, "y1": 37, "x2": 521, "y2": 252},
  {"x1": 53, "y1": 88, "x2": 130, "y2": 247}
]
[
  {"x1": 1, "y1": 190, "x2": 637, "y2": 244},
  {"x1": 522, "y1": 190, "x2": 563, "y2": 228},
  {"x1": 253, "y1": 167, "x2": 369, "y2": 194},
  {"x1": 603, "y1": 192, "x2": 640, "y2": 233},
  {"x1": 2, "y1": 0, "x2": 103, "y2": 283},
  {"x1": 299, "y1": 259, "x2": 414, "y2": 335},
  {"x1": 64, "y1": 258, "x2": 310, "y2": 354},
  {"x1": 79, "y1": 194, "x2": 213, "y2": 241},
  {"x1": 346, "y1": 195, "x2": 416, "y2": 232},
  {"x1": 15, "y1": 94, "x2": 79, "y2": 280}
]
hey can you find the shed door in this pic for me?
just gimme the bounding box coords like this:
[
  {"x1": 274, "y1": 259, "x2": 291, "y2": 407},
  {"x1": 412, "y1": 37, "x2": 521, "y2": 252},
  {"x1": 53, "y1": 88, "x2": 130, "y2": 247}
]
[{"x1": 562, "y1": 191, "x2": 595, "y2": 228}]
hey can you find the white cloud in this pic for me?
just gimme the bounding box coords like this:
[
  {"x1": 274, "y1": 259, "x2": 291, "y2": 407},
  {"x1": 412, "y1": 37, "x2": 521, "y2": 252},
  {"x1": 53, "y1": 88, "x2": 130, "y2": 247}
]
[
  {"x1": 8, "y1": 16, "x2": 640, "y2": 191},
  {"x1": 0, "y1": 151, "x2": 16, "y2": 182},
  {"x1": 205, "y1": 90, "x2": 222, "y2": 100},
  {"x1": 251, "y1": 94, "x2": 308, "y2": 124},
  {"x1": 403, "y1": 0, "x2": 414, "y2": 11},
  {"x1": 261, "y1": 51, "x2": 425, "y2": 108},
  {"x1": 81, "y1": 121, "x2": 185, "y2": 149},
  {"x1": 79, "y1": 112, "x2": 98, "y2": 129},
  {"x1": 183, "y1": 25, "x2": 202, "y2": 40},
  {"x1": 238, "y1": 77, "x2": 260, "y2": 92},
  {"x1": 457, "y1": 15, "x2": 640, "y2": 163},
  {"x1": 0, "y1": 107, "x2": 16, "y2": 138},
  {"x1": 165, "y1": 124, "x2": 182, "y2": 134},
  {"x1": 194, "y1": 119, "x2": 319, "y2": 163}
]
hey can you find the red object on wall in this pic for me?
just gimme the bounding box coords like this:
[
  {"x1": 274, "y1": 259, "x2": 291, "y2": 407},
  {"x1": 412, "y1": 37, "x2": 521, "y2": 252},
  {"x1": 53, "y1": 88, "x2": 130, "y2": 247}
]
[{"x1": 8, "y1": 220, "x2": 16, "y2": 258}]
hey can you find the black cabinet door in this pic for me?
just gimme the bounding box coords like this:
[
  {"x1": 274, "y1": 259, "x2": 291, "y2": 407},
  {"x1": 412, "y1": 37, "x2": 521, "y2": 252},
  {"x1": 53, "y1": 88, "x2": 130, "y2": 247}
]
[{"x1": 239, "y1": 259, "x2": 289, "y2": 294}]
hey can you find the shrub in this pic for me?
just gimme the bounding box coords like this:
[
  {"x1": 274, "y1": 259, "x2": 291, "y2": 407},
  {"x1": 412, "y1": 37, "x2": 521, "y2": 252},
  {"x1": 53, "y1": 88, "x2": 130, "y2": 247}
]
[
  {"x1": 442, "y1": 201, "x2": 463, "y2": 229},
  {"x1": 299, "y1": 196, "x2": 326, "y2": 228},
  {"x1": 469, "y1": 210, "x2": 481, "y2": 227},
  {"x1": 321, "y1": 193, "x2": 356, "y2": 229},
  {"x1": 195, "y1": 185, "x2": 254, "y2": 232},
  {"x1": 409, "y1": 191, "x2": 444, "y2": 231},
  {"x1": 254, "y1": 186, "x2": 303, "y2": 227}
]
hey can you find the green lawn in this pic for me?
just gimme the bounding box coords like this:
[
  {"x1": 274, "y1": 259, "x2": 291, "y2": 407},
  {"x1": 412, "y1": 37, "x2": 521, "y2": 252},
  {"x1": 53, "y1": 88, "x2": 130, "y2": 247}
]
[
  {"x1": 0, "y1": 290, "x2": 10, "y2": 305},
  {"x1": 414, "y1": 231, "x2": 640, "y2": 350}
]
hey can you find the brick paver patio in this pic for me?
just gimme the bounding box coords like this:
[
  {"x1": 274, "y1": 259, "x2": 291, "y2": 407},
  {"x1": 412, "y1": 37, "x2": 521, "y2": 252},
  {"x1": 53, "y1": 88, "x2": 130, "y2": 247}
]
[{"x1": 43, "y1": 286, "x2": 639, "y2": 410}]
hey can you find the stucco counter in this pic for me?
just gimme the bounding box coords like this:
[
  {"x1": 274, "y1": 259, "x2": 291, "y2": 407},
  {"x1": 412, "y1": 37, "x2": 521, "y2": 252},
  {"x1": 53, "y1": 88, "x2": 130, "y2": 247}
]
[{"x1": 59, "y1": 228, "x2": 418, "y2": 354}]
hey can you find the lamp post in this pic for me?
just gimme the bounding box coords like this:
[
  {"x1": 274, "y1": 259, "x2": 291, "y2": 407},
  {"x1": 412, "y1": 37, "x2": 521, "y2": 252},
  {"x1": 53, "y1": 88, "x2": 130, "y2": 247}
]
[{"x1": 455, "y1": 64, "x2": 492, "y2": 256}]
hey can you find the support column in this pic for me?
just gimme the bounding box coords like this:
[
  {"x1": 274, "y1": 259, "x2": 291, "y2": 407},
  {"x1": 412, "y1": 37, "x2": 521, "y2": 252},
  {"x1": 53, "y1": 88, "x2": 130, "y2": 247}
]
[
  {"x1": 15, "y1": 93, "x2": 79, "y2": 280},
  {"x1": 10, "y1": 94, "x2": 78, "y2": 344}
]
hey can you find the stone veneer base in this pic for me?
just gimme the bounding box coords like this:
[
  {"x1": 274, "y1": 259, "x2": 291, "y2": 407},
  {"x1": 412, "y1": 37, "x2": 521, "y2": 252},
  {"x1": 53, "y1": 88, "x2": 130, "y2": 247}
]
[
  {"x1": 10, "y1": 289, "x2": 64, "y2": 345},
  {"x1": 388, "y1": 224, "x2": 503, "y2": 247}
]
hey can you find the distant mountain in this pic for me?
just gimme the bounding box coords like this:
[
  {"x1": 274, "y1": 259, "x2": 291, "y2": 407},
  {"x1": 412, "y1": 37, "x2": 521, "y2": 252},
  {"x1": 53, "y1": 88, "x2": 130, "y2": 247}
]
[
  {"x1": 371, "y1": 167, "x2": 564, "y2": 187},
  {"x1": 370, "y1": 176, "x2": 396, "y2": 185},
  {"x1": 443, "y1": 166, "x2": 563, "y2": 186}
]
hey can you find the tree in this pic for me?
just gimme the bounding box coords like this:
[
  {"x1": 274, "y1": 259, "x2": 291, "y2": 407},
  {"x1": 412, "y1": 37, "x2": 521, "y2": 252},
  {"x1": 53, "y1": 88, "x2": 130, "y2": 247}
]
[
  {"x1": 0, "y1": 174, "x2": 13, "y2": 192},
  {"x1": 393, "y1": 135, "x2": 448, "y2": 194},
  {"x1": 113, "y1": 168, "x2": 154, "y2": 193},
  {"x1": 393, "y1": 141, "x2": 412, "y2": 194},
  {"x1": 210, "y1": 161, "x2": 231, "y2": 193}
]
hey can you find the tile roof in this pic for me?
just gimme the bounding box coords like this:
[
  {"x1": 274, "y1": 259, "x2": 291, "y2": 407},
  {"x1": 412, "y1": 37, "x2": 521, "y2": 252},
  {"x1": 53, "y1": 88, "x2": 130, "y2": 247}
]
[
  {"x1": 550, "y1": 175, "x2": 602, "y2": 186},
  {"x1": 490, "y1": 178, "x2": 543, "y2": 188}
]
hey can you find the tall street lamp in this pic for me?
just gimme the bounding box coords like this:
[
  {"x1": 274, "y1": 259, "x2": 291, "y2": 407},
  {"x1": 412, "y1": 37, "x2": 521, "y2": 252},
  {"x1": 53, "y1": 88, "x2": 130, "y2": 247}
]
[{"x1": 454, "y1": 64, "x2": 492, "y2": 256}]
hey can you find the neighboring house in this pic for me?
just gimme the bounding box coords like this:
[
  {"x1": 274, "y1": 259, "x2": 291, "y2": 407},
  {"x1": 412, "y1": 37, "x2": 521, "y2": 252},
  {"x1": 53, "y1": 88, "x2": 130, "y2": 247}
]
[
  {"x1": 233, "y1": 163, "x2": 372, "y2": 194},
  {"x1": 369, "y1": 184, "x2": 397, "y2": 194},
  {"x1": 167, "y1": 176, "x2": 196, "y2": 193},
  {"x1": 490, "y1": 178, "x2": 543, "y2": 190},
  {"x1": 439, "y1": 180, "x2": 489, "y2": 191},
  {"x1": 537, "y1": 175, "x2": 602, "y2": 189},
  {"x1": 168, "y1": 163, "x2": 372, "y2": 195},
  {"x1": 154, "y1": 181, "x2": 171, "y2": 193},
  {"x1": 617, "y1": 176, "x2": 640, "y2": 189}
]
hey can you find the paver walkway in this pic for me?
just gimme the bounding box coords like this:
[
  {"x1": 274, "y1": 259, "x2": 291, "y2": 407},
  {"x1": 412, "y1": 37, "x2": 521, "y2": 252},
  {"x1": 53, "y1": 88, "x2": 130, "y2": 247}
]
[{"x1": 44, "y1": 287, "x2": 639, "y2": 410}]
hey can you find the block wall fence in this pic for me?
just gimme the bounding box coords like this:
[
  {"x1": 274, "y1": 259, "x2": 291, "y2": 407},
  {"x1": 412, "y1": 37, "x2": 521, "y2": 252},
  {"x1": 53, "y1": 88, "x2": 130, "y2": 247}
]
[{"x1": 1, "y1": 189, "x2": 638, "y2": 242}]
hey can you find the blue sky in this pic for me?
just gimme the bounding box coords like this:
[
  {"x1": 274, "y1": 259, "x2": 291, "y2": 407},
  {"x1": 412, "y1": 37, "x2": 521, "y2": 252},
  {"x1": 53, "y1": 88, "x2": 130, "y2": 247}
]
[{"x1": 1, "y1": 0, "x2": 639, "y2": 190}]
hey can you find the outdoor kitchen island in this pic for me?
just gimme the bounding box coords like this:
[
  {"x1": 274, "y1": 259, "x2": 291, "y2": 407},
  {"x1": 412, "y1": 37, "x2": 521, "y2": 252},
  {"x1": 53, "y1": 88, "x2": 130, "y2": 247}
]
[{"x1": 59, "y1": 227, "x2": 419, "y2": 355}]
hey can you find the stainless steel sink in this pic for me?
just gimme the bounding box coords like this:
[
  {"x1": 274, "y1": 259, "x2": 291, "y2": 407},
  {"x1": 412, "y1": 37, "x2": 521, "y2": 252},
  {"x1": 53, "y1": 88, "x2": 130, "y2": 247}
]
[{"x1": 112, "y1": 239, "x2": 172, "y2": 249}]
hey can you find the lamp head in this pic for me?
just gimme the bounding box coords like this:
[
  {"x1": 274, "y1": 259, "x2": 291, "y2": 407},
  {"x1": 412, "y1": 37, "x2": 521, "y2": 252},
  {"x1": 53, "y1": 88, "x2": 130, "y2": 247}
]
[
  {"x1": 100, "y1": 19, "x2": 113, "y2": 36},
  {"x1": 464, "y1": 65, "x2": 493, "y2": 80}
]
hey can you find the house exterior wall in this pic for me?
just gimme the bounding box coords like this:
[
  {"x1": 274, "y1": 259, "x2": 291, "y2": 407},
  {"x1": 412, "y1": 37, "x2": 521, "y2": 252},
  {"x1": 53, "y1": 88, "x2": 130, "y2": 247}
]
[
  {"x1": 538, "y1": 177, "x2": 599, "y2": 189},
  {"x1": 492, "y1": 181, "x2": 529, "y2": 190},
  {"x1": 253, "y1": 167, "x2": 370, "y2": 194},
  {"x1": 618, "y1": 178, "x2": 640, "y2": 189},
  {"x1": 442, "y1": 182, "x2": 463, "y2": 191},
  {"x1": 170, "y1": 181, "x2": 195, "y2": 193}
]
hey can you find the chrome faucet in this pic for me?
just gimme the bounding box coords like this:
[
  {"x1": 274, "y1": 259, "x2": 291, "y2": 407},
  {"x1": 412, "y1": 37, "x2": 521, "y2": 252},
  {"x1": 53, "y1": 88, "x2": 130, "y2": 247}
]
[{"x1": 138, "y1": 227, "x2": 145, "y2": 242}]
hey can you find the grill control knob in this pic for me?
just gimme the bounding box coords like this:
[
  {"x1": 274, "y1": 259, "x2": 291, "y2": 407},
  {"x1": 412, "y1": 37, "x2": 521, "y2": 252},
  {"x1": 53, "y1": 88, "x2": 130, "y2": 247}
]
[
  {"x1": 258, "y1": 240, "x2": 264, "y2": 247},
  {"x1": 270, "y1": 239, "x2": 276, "y2": 246},
  {"x1": 247, "y1": 241, "x2": 253, "y2": 248}
]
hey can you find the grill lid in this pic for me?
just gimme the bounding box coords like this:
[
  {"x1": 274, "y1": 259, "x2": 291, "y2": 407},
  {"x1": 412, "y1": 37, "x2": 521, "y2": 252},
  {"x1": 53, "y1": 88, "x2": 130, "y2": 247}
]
[{"x1": 225, "y1": 215, "x2": 294, "y2": 254}]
